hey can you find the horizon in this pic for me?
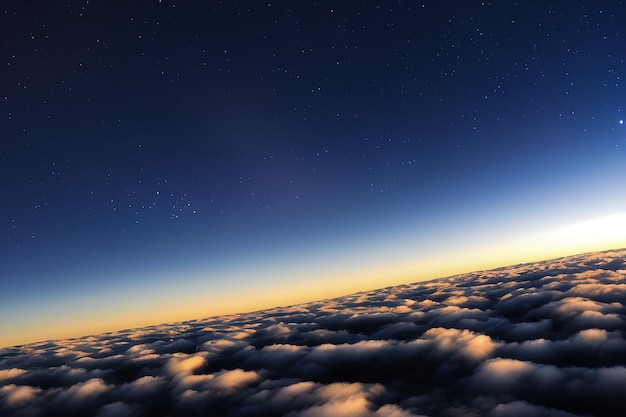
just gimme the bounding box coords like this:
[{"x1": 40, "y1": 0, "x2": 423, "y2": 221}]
[{"x1": 3, "y1": 244, "x2": 625, "y2": 349}]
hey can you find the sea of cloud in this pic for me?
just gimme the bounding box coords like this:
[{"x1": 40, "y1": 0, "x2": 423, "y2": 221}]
[{"x1": 1, "y1": 249, "x2": 626, "y2": 416}]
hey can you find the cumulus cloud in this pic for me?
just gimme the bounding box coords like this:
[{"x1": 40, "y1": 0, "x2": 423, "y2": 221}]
[
  {"x1": 1, "y1": 248, "x2": 625, "y2": 416},
  {"x1": 288, "y1": 394, "x2": 370, "y2": 417},
  {"x1": 0, "y1": 368, "x2": 26, "y2": 382},
  {"x1": 420, "y1": 327, "x2": 497, "y2": 361},
  {"x1": 211, "y1": 368, "x2": 260, "y2": 390},
  {"x1": 473, "y1": 358, "x2": 536, "y2": 391},
  {"x1": 166, "y1": 354, "x2": 207, "y2": 377},
  {"x1": 0, "y1": 384, "x2": 42, "y2": 407},
  {"x1": 118, "y1": 375, "x2": 167, "y2": 400}
]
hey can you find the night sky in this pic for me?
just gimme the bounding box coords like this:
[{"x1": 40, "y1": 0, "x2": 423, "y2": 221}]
[{"x1": 2, "y1": 1, "x2": 625, "y2": 347}]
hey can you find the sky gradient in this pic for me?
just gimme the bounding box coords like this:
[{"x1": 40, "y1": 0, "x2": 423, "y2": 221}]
[{"x1": 2, "y1": 1, "x2": 625, "y2": 347}]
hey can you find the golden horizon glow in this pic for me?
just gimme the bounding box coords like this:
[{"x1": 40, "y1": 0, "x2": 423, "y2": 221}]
[{"x1": 2, "y1": 213, "x2": 624, "y2": 349}]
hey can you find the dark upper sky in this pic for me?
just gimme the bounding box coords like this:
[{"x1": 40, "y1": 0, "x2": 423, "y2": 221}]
[{"x1": 1, "y1": 1, "x2": 625, "y2": 346}]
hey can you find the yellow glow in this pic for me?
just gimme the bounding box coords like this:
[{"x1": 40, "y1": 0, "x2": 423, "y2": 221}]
[{"x1": 3, "y1": 213, "x2": 624, "y2": 349}]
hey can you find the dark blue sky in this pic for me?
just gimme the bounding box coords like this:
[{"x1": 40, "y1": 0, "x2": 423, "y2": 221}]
[{"x1": 1, "y1": 1, "x2": 625, "y2": 346}]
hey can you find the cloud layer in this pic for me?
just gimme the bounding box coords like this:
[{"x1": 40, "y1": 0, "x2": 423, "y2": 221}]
[{"x1": 2, "y1": 249, "x2": 626, "y2": 416}]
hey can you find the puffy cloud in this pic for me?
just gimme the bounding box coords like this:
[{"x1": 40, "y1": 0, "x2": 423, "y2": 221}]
[
  {"x1": 572, "y1": 328, "x2": 608, "y2": 345},
  {"x1": 118, "y1": 375, "x2": 167, "y2": 400},
  {"x1": 568, "y1": 310, "x2": 624, "y2": 331},
  {"x1": 166, "y1": 353, "x2": 207, "y2": 377},
  {"x1": 0, "y1": 368, "x2": 26, "y2": 382},
  {"x1": 59, "y1": 377, "x2": 112, "y2": 401},
  {"x1": 282, "y1": 382, "x2": 416, "y2": 417},
  {"x1": 566, "y1": 282, "x2": 626, "y2": 302},
  {"x1": 289, "y1": 395, "x2": 370, "y2": 417},
  {"x1": 421, "y1": 327, "x2": 497, "y2": 361},
  {"x1": 212, "y1": 368, "x2": 260, "y2": 390},
  {"x1": 0, "y1": 384, "x2": 42, "y2": 407},
  {"x1": 552, "y1": 297, "x2": 611, "y2": 317},
  {"x1": 372, "y1": 404, "x2": 427, "y2": 417},
  {"x1": 43, "y1": 377, "x2": 114, "y2": 416},
  {"x1": 268, "y1": 381, "x2": 318, "y2": 408},
  {"x1": 473, "y1": 358, "x2": 536, "y2": 391},
  {"x1": 201, "y1": 338, "x2": 248, "y2": 354},
  {"x1": 504, "y1": 319, "x2": 553, "y2": 341}
]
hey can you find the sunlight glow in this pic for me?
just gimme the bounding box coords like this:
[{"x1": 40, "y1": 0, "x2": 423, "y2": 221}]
[
  {"x1": 547, "y1": 213, "x2": 626, "y2": 252},
  {"x1": 489, "y1": 212, "x2": 626, "y2": 265}
]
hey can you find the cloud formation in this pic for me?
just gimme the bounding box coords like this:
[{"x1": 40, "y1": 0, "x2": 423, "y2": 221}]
[{"x1": 1, "y1": 248, "x2": 626, "y2": 416}]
